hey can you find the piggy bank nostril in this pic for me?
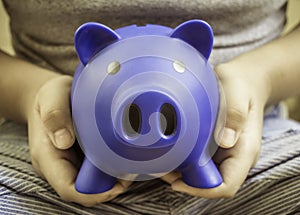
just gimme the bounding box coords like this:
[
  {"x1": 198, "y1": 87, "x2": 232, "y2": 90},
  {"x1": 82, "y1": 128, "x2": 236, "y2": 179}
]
[
  {"x1": 122, "y1": 103, "x2": 141, "y2": 137},
  {"x1": 160, "y1": 103, "x2": 177, "y2": 136}
]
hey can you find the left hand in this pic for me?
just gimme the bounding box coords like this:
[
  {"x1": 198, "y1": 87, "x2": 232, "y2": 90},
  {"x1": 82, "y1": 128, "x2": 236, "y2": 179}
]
[
  {"x1": 161, "y1": 59, "x2": 271, "y2": 198},
  {"x1": 27, "y1": 75, "x2": 131, "y2": 206}
]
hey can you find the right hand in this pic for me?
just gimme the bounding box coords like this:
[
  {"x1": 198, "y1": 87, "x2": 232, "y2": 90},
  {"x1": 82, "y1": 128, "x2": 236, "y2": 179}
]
[
  {"x1": 162, "y1": 59, "x2": 270, "y2": 198},
  {"x1": 27, "y1": 75, "x2": 131, "y2": 207}
]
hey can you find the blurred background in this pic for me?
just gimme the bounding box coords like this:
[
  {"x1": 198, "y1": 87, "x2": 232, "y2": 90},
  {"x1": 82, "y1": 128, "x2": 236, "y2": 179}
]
[{"x1": 0, "y1": 0, "x2": 300, "y2": 120}]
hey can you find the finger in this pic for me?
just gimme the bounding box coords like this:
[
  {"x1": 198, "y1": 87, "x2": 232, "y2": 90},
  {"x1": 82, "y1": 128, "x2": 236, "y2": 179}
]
[
  {"x1": 214, "y1": 101, "x2": 263, "y2": 166},
  {"x1": 172, "y1": 140, "x2": 254, "y2": 198},
  {"x1": 37, "y1": 141, "x2": 129, "y2": 206},
  {"x1": 214, "y1": 77, "x2": 249, "y2": 148},
  {"x1": 43, "y1": 156, "x2": 127, "y2": 206},
  {"x1": 36, "y1": 76, "x2": 75, "y2": 149},
  {"x1": 29, "y1": 114, "x2": 128, "y2": 207},
  {"x1": 118, "y1": 179, "x2": 133, "y2": 189},
  {"x1": 173, "y1": 102, "x2": 263, "y2": 198},
  {"x1": 160, "y1": 171, "x2": 181, "y2": 184}
]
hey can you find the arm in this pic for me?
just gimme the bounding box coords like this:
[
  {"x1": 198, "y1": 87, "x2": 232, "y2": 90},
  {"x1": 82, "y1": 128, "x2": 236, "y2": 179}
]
[
  {"x1": 162, "y1": 25, "x2": 300, "y2": 198},
  {"x1": 222, "y1": 25, "x2": 300, "y2": 106},
  {"x1": 0, "y1": 51, "x2": 58, "y2": 122},
  {"x1": 214, "y1": 24, "x2": 300, "y2": 148},
  {"x1": 265, "y1": 25, "x2": 300, "y2": 104}
]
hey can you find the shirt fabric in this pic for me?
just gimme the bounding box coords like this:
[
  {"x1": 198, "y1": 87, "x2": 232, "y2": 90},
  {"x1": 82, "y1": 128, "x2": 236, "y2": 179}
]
[{"x1": 3, "y1": 0, "x2": 286, "y2": 72}]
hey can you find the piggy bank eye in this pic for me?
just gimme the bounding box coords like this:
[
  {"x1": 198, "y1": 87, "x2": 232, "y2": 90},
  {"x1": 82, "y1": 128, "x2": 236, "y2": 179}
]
[
  {"x1": 173, "y1": 60, "x2": 185, "y2": 73},
  {"x1": 107, "y1": 61, "x2": 121, "y2": 75}
]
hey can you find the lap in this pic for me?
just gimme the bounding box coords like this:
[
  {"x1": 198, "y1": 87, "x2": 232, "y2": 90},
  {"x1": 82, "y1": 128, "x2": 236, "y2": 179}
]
[{"x1": 0, "y1": 119, "x2": 299, "y2": 215}]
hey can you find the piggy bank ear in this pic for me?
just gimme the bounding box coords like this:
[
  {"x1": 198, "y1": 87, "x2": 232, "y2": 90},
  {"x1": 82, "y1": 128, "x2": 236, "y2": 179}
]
[
  {"x1": 170, "y1": 20, "x2": 213, "y2": 60},
  {"x1": 74, "y1": 22, "x2": 121, "y2": 65}
]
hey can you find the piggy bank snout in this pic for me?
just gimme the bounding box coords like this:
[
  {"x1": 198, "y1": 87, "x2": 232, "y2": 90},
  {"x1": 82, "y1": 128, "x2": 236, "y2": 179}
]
[
  {"x1": 123, "y1": 101, "x2": 177, "y2": 137},
  {"x1": 114, "y1": 91, "x2": 181, "y2": 147}
]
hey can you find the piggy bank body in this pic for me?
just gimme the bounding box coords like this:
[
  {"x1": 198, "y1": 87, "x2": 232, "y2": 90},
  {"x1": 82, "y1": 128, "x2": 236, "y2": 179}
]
[{"x1": 71, "y1": 20, "x2": 222, "y2": 194}]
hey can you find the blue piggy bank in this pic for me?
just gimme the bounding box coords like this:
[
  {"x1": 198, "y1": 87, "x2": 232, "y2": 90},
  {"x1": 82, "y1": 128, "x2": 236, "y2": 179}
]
[{"x1": 71, "y1": 20, "x2": 222, "y2": 194}]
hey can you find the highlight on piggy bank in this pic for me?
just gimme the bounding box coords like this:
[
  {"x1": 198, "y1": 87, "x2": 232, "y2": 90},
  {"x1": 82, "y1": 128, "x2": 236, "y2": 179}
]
[{"x1": 71, "y1": 20, "x2": 223, "y2": 194}]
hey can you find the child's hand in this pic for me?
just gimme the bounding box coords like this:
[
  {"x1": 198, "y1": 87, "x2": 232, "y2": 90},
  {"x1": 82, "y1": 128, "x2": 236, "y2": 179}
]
[
  {"x1": 27, "y1": 75, "x2": 130, "y2": 207},
  {"x1": 162, "y1": 59, "x2": 271, "y2": 198}
]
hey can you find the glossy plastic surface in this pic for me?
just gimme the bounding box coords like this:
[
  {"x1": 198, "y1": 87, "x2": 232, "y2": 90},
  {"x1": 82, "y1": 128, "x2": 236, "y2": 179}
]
[{"x1": 72, "y1": 20, "x2": 222, "y2": 194}]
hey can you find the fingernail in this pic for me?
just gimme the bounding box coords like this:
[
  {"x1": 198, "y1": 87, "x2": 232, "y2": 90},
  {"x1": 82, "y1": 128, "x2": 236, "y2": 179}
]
[
  {"x1": 54, "y1": 128, "x2": 72, "y2": 149},
  {"x1": 220, "y1": 128, "x2": 236, "y2": 148}
]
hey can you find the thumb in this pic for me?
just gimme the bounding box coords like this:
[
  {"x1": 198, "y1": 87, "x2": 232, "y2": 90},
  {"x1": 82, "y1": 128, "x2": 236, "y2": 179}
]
[
  {"x1": 37, "y1": 76, "x2": 75, "y2": 149},
  {"x1": 214, "y1": 81, "x2": 249, "y2": 148}
]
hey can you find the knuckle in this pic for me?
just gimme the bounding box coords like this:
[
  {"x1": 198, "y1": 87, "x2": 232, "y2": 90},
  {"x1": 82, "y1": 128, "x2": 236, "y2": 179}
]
[
  {"x1": 227, "y1": 107, "x2": 247, "y2": 122},
  {"x1": 226, "y1": 107, "x2": 247, "y2": 127},
  {"x1": 41, "y1": 109, "x2": 63, "y2": 125},
  {"x1": 40, "y1": 109, "x2": 70, "y2": 132}
]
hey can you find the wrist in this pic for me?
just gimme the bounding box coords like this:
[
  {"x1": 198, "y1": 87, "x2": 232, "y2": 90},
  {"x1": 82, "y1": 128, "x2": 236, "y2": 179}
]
[
  {"x1": 228, "y1": 26, "x2": 300, "y2": 106},
  {"x1": 0, "y1": 52, "x2": 63, "y2": 123},
  {"x1": 22, "y1": 69, "x2": 61, "y2": 122},
  {"x1": 215, "y1": 55, "x2": 272, "y2": 108}
]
